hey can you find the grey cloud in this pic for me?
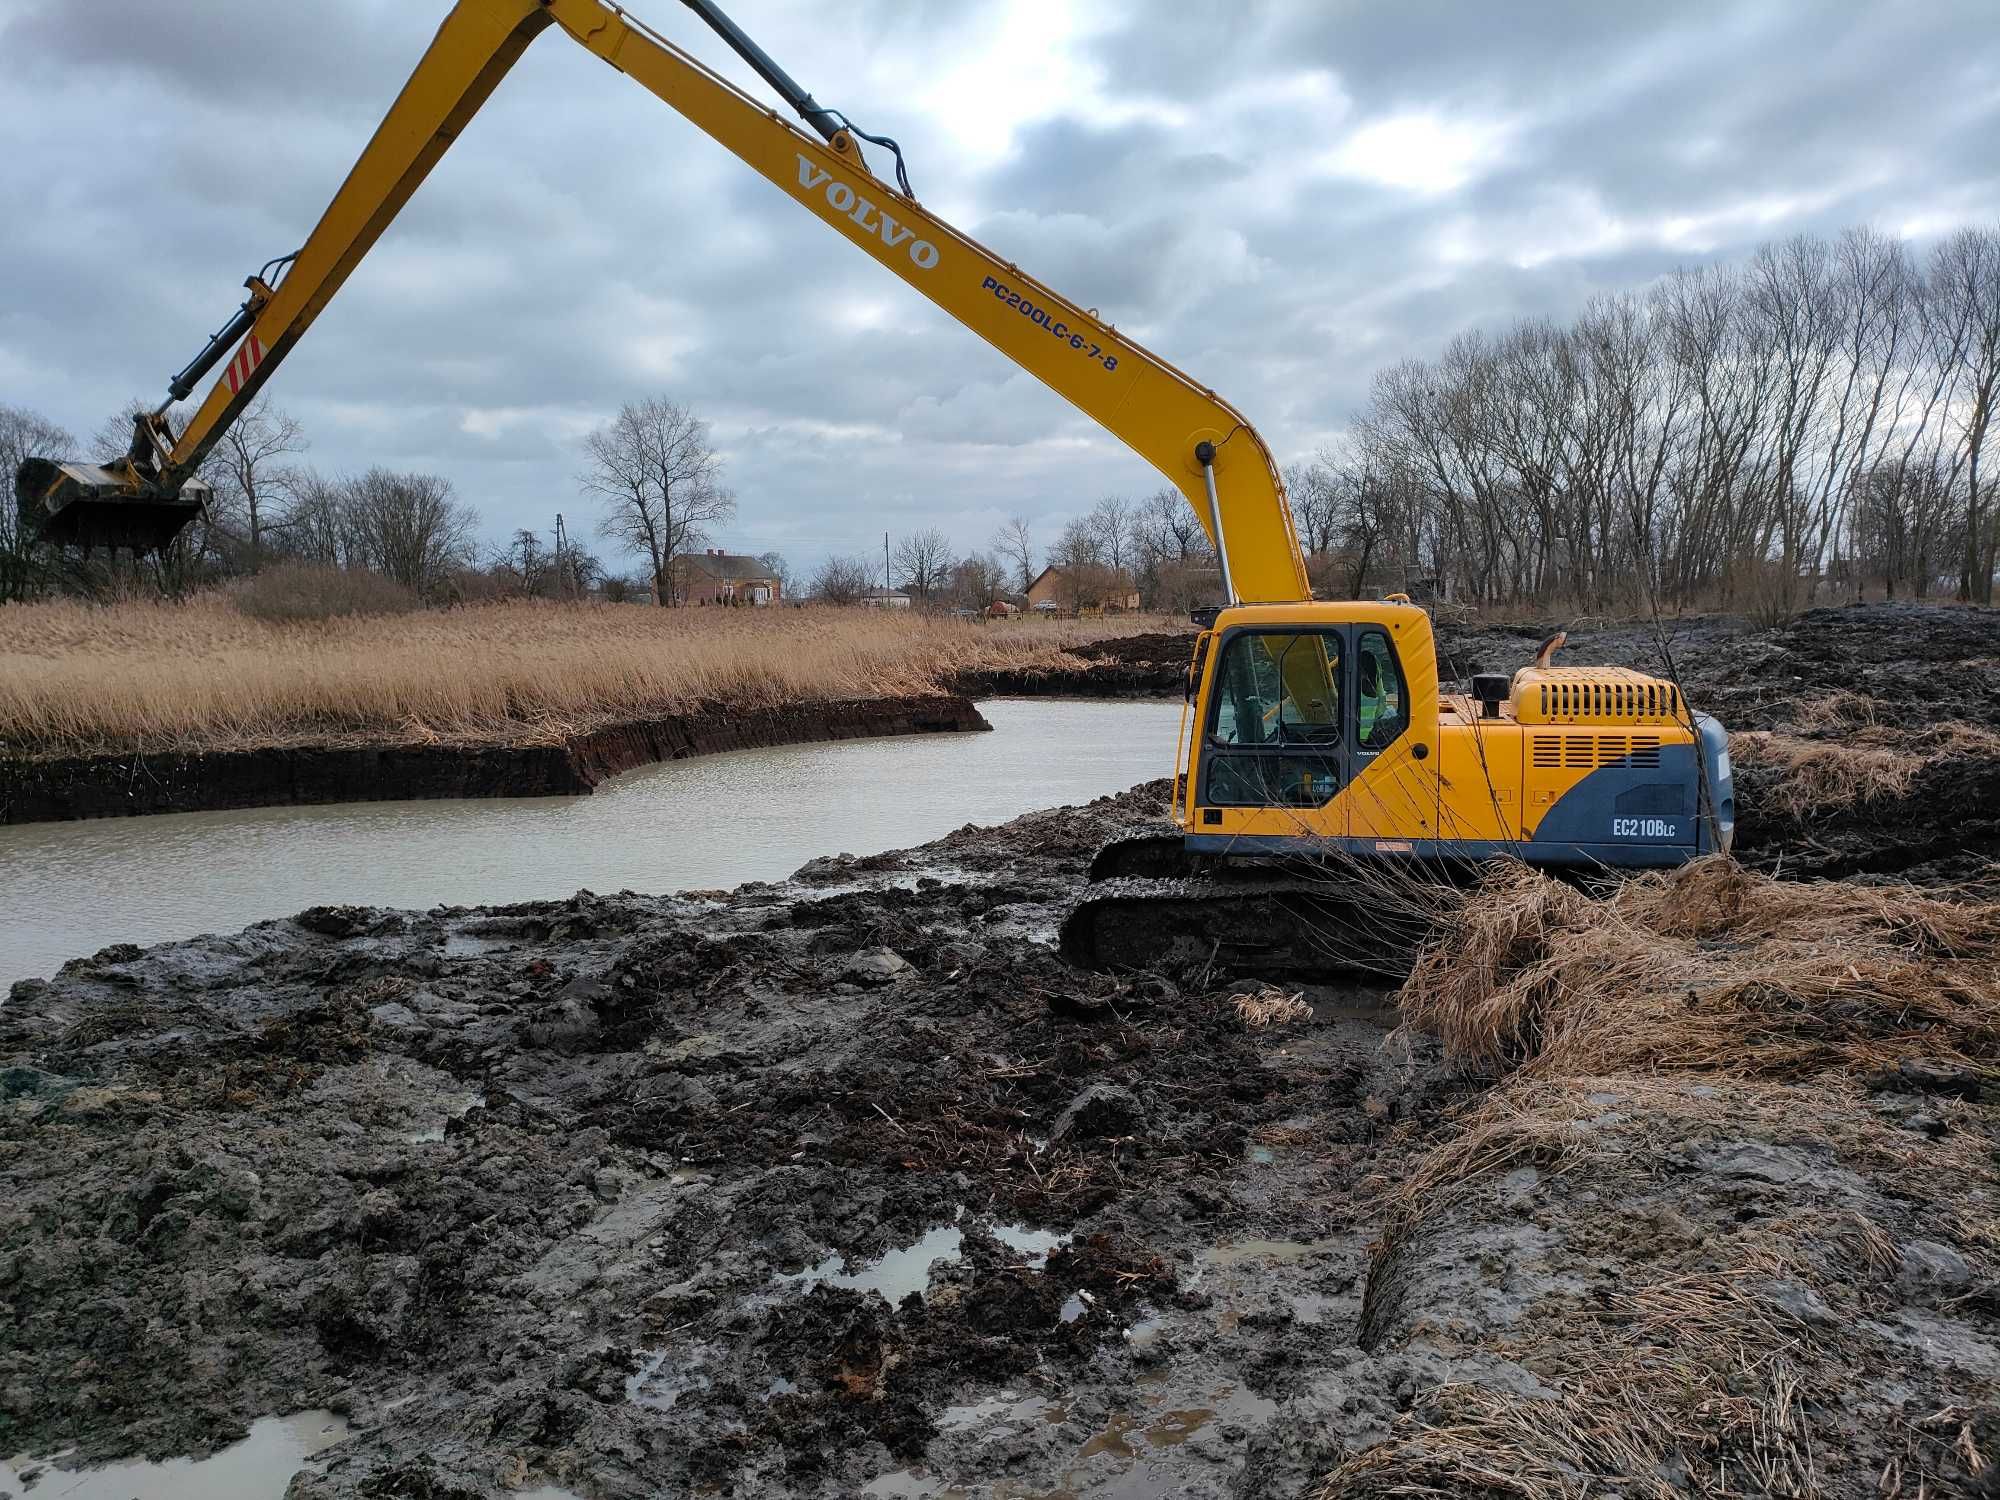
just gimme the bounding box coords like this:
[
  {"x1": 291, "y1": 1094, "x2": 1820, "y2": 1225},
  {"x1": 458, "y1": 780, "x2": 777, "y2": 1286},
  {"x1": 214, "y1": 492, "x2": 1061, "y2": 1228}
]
[{"x1": 2, "y1": 0, "x2": 1995, "y2": 581}]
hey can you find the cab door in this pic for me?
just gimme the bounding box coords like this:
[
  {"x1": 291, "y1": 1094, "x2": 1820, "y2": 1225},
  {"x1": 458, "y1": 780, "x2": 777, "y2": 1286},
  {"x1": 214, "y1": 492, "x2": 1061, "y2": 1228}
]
[
  {"x1": 1342, "y1": 623, "x2": 1428, "y2": 844},
  {"x1": 1198, "y1": 628, "x2": 1346, "y2": 834}
]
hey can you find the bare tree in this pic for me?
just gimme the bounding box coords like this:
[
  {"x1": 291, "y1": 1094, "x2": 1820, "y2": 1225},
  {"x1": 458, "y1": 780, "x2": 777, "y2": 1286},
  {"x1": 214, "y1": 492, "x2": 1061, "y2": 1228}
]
[
  {"x1": 1137, "y1": 486, "x2": 1209, "y2": 566},
  {"x1": 893, "y1": 526, "x2": 954, "y2": 604},
  {"x1": 809, "y1": 553, "x2": 875, "y2": 604},
  {"x1": 1049, "y1": 516, "x2": 1103, "y2": 569},
  {"x1": 0, "y1": 404, "x2": 75, "y2": 600},
  {"x1": 950, "y1": 552, "x2": 1005, "y2": 609},
  {"x1": 992, "y1": 514, "x2": 1036, "y2": 593},
  {"x1": 1284, "y1": 461, "x2": 1342, "y2": 556},
  {"x1": 507, "y1": 529, "x2": 552, "y2": 597},
  {"x1": 1087, "y1": 495, "x2": 1133, "y2": 571},
  {"x1": 213, "y1": 397, "x2": 307, "y2": 569},
  {"x1": 343, "y1": 468, "x2": 478, "y2": 596},
  {"x1": 1930, "y1": 228, "x2": 2000, "y2": 601},
  {"x1": 276, "y1": 469, "x2": 362, "y2": 570},
  {"x1": 581, "y1": 397, "x2": 733, "y2": 606}
]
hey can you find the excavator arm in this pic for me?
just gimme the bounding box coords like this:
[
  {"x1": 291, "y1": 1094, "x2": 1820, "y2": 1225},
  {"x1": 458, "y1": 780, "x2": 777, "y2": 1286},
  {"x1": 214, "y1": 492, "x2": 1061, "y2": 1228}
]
[{"x1": 17, "y1": 0, "x2": 1311, "y2": 605}]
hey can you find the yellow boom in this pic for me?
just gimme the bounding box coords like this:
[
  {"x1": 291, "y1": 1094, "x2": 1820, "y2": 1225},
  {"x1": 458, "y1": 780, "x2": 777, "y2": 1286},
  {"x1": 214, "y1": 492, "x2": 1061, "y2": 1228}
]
[{"x1": 18, "y1": 0, "x2": 1310, "y2": 606}]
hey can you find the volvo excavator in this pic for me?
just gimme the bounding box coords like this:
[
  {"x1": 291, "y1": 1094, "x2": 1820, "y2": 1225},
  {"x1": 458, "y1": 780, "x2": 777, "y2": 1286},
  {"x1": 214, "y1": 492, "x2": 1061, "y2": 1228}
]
[{"x1": 14, "y1": 0, "x2": 1733, "y2": 975}]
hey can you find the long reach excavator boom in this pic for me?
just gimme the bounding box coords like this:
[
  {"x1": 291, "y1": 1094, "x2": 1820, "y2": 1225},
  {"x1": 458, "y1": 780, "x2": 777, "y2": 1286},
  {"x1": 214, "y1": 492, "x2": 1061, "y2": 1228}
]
[
  {"x1": 16, "y1": 0, "x2": 1309, "y2": 605},
  {"x1": 18, "y1": 0, "x2": 1732, "y2": 980}
]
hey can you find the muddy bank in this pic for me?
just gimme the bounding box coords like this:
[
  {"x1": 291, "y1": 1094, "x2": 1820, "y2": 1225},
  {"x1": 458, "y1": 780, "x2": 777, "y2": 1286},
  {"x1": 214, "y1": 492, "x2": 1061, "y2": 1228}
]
[
  {"x1": 954, "y1": 631, "x2": 1193, "y2": 698},
  {"x1": 0, "y1": 695, "x2": 985, "y2": 826}
]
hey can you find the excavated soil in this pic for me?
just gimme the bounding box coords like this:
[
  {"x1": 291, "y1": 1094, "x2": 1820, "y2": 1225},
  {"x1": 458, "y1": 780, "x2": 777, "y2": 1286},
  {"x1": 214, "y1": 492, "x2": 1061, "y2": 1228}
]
[
  {"x1": 2, "y1": 603, "x2": 1997, "y2": 1497},
  {"x1": 954, "y1": 632, "x2": 1193, "y2": 698}
]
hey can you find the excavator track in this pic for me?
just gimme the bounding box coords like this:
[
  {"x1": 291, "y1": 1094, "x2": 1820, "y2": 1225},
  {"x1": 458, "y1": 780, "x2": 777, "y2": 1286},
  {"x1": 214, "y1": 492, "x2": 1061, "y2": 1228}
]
[{"x1": 1058, "y1": 870, "x2": 1438, "y2": 981}]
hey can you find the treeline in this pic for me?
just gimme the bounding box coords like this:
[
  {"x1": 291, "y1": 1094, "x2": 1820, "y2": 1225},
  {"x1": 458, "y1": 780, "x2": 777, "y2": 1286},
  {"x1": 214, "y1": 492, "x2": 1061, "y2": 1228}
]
[
  {"x1": 808, "y1": 490, "x2": 1222, "y2": 612},
  {"x1": 1314, "y1": 225, "x2": 2000, "y2": 611},
  {"x1": 0, "y1": 399, "x2": 601, "y2": 604}
]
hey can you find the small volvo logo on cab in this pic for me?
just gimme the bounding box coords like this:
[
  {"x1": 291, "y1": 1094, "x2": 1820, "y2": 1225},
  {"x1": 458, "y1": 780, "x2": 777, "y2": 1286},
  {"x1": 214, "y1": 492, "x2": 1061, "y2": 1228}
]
[{"x1": 795, "y1": 155, "x2": 939, "y2": 270}]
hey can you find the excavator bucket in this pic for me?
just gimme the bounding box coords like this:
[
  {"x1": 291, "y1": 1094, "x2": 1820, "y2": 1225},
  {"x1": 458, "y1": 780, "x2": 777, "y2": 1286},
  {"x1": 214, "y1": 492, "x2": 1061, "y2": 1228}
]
[{"x1": 15, "y1": 456, "x2": 206, "y2": 553}]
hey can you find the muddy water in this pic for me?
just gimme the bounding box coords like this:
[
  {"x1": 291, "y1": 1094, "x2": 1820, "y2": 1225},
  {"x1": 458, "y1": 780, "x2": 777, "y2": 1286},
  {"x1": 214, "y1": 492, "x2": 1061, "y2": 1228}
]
[
  {"x1": 0, "y1": 698, "x2": 1181, "y2": 992},
  {"x1": 0, "y1": 1412, "x2": 350, "y2": 1500}
]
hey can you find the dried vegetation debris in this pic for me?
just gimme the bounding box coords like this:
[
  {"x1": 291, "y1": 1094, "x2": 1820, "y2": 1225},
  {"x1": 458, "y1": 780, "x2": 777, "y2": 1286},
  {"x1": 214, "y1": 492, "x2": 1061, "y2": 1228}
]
[{"x1": 1330, "y1": 853, "x2": 2000, "y2": 1498}]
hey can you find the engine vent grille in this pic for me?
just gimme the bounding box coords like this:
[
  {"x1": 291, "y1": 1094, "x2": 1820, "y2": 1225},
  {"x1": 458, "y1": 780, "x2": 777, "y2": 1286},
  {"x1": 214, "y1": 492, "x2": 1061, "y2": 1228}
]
[
  {"x1": 1536, "y1": 680, "x2": 1682, "y2": 720},
  {"x1": 1532, "y1": 734, "x2": 1662, "y2": 769}
]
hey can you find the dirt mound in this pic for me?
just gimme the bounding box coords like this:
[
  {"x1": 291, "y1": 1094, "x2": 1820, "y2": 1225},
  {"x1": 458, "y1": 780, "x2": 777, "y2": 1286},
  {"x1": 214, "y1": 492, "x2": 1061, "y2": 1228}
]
[{"x1": 953, "y1": 629, "x2": 1194, "y2": 698}]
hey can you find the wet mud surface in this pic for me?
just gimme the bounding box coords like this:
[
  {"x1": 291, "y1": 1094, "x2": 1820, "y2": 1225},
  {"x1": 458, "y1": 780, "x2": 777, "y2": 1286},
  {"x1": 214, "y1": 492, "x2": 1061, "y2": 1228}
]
[
  {"x1": 3, "y1": 784, "x2": 1452, "y2": 1499},
  {"x1": 3, "y1": 603, "x2": 1996, "y2": 1497}
]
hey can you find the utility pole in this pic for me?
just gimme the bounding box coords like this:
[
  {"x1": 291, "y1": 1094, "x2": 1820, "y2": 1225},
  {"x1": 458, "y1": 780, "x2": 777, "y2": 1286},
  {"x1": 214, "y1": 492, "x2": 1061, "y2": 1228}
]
[
  {"x1": 884, "y1": 531, "x2": 891, "y2": 597},
  {"x1": 554, "y1": 512, "x2": 570, "y2": 599}
]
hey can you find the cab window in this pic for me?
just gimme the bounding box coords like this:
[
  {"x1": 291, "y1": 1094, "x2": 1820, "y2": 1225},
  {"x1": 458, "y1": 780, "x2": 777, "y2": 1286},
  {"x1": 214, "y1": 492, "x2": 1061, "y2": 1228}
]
[
  {"x1": 1355, "y1": 629, "x2": 1408, "y2": 752},
  {"x1": 1204, "y1": 630, "x2": 1343, "y2": 808},
  {"x1": 1209, "y1": 631, "x2": 1340, "y2": 746}
]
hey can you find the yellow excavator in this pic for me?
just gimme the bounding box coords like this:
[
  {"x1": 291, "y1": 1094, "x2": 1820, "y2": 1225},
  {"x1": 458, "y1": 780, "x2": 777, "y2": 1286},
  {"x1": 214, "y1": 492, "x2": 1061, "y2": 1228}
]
[{"x1": 14, "y1": 0, "x2": 1732, "y2": 971}]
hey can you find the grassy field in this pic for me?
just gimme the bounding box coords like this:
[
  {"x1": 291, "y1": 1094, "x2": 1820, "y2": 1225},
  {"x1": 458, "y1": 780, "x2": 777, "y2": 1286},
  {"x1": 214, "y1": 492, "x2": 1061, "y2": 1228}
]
[{"x1": 0, "y1": 597, "x2": 1171, "y2": 757}]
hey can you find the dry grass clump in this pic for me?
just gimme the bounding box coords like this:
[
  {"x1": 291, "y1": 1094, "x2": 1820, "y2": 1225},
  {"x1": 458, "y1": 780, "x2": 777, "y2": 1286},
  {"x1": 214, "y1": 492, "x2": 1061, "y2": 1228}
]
[
  {"x1": 1732, "y1": 718, "x2": 2000, "y2": 817},
  {"x1": 231, "y1": 563, "x2": 422, "y2": 623},
  {"x1": 1400, "y1": 856, "x2": 2000, "y2": 1080},
  {"x1": 1328, "y1": 1075, "x2": 1999, "y2": 1498},
  {"x1": 1232, "y1": 987, "x2": 1312, "y2": 1029},
  {"x1": 1788, "y1": 687, "x2": 1879, "y2": 732},
  {"x1": 1730, "y1": 730, "x2": 1924, "y2": 814},
  {"x1": 0, "y1": 596, "x2": 1171, "y2": 756},
  {"x1": 1335, "y1": 855, "x2": 2000, "y2": 1498}
]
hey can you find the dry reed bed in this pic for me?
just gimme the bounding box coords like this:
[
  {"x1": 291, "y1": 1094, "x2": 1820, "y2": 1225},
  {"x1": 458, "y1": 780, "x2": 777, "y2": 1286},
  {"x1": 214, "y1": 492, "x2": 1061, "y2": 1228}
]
[
  {"x1": 1319, "y1": 860, "x2": 2000, "y2": 1497},
  {"x1": 0, "y1": 597, "x2": 1159, "y2": 756}
]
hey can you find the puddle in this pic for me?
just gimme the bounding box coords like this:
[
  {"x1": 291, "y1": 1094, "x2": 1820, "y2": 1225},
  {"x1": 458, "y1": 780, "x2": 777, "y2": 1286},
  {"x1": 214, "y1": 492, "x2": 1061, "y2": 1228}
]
[
  {"x1": 859, "y1": 1470, "x2": 972, "y2": 1499},
  {"x1": 783, "y1": 1221, "x2": 1065, "y2": 1303},
  {"x1": 1076, "y1": 1383, "x2": 1279, "y2": 1466},
  {"x1": 993, "y1": 1224, "x2": 1068, "y2": 1262},
  {"x1": 626, "y1": 1349, "x2": 711, "y2": 1412},
  {"x1": 405, "y1": 1091, "x2": 484, "y2": 1143},
  {"x1": 1078, "y1": 1411, "x2": 1140, "y2": 1461},
  {"x1": 1199, "y1": 1237, "x2": 1340, "y2": 1270},
  {"x1": 1123, "y1": 1311, "x2": 1166, "y2": 1349},
  {"x1": 938, "y1": 1390, "x2": 1067, "y2": 1432},
  {"x1": 0, "y1": 1411, "x2": 348, "y2": 1500},
  {"x1": 1246, "y1": 1144, "x2": 1276, "y2": 1165},
  {"x1": 782, "y1": 1224, "x2": 963, "y2": 1301},
  {"x1": 764, "y1": 1376, "x2": 800, "y2": 1400},
  {"x1": 1060, "y1": 1294, "x2": 1089, "y2": 1323},
  {"x1": 1292, "y1": 1292, "x2": 1340, "y2": 1326}
]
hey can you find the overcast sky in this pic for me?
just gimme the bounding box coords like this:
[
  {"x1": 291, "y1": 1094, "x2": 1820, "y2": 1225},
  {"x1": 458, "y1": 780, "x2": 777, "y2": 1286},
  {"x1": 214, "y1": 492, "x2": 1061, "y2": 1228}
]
[{"x1": 3, "y1": 0, "x2": 1995, "y2": 578}]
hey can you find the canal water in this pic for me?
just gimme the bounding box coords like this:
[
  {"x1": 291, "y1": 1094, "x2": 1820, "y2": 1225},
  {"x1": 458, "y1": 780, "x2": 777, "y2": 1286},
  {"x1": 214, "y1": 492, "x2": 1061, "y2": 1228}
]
[{"x1": 1, "y1": 698, "x2": 1182, "y2": 994}]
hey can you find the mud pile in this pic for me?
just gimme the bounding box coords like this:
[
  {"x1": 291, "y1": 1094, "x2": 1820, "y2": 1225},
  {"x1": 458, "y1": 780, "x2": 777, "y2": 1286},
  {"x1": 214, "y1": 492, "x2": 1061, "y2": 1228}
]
[{"x1": 955, "y1": 631, "x2": 1194, "y2": 698}]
